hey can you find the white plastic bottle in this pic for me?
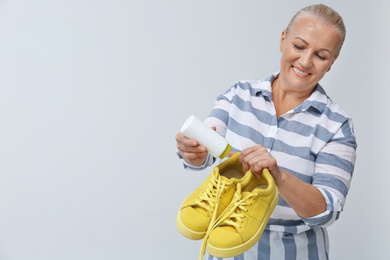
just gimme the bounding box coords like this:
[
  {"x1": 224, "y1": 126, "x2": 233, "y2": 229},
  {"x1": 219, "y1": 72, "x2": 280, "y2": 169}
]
[{"x1": 180, "y1": 115, "x2": 231, "y2": 159}]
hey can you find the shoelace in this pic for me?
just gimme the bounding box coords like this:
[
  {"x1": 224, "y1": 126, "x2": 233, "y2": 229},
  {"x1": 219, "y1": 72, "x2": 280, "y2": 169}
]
[
  {"x1": 193, "y1": 173, "x2": 228, "y2": 213},
  {"x1": 197, "y1": 170, "x2": 274, "y2": 259},
  {"x1": 199, "y1": 183, "x2": 252, "y2": 259},
  {"x1": 197, "y1": 174, "x2": 230, "y2": 260},
  {"x1": 219, "y1": 189, "x2": 254, "y2": 230}
]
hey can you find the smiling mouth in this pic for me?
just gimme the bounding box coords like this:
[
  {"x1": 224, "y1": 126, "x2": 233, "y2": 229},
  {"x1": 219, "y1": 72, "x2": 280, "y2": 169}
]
[{"x1": 293, "y1": 66, "x2": 310, "y2": 76}]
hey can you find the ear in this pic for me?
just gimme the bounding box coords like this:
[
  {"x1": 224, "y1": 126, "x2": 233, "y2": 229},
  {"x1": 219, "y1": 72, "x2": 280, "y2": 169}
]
[{"x1": 280, "y1": 30, "x2": 287, "y2": 52}]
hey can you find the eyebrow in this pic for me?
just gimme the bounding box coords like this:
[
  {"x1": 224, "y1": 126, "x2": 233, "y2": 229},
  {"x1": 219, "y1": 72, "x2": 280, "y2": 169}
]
[{"x1": 294, "y1": 37, "x2": 332, "y2": 54}]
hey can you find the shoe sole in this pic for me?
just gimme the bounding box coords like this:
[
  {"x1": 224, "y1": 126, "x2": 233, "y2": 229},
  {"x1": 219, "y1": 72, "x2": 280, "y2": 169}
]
[
  {"x1": 207, "y1": 191, "x2": 279, "y2": 257},
  {"x1": 176, "y1": 209, "x2": 206, "y2": 240}
]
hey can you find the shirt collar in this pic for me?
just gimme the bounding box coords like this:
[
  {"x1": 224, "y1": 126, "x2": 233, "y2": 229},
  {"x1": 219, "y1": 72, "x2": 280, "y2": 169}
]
[
  {"x1": 297, "y1": 84, "x2": 328, "y2": 113},
  {"x1": 252, "y1": 72, "x2": 278, "y2": 98},
  {"x1": 253, "y1": 72, "x2": 329, "y2": 113}
]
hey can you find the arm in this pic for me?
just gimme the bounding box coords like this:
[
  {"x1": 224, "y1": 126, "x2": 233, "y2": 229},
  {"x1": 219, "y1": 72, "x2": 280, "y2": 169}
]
[
  {"x1": 238, "y1": 145, "x2": 326, "y2": 218},
  {"x1": 239, "y1": 118, "x2": 357, "y2": 222}
]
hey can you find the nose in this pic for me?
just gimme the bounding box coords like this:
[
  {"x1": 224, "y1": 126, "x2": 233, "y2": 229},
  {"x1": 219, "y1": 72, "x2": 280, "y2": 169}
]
[{"x1": 299, "y1": 52, "x2": 313, "y2": 68}]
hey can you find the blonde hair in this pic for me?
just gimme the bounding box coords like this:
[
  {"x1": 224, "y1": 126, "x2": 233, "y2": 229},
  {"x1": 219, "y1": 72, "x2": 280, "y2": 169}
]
[{"x1": 286, "y1": 4, "x2": 346, "y2": 56}]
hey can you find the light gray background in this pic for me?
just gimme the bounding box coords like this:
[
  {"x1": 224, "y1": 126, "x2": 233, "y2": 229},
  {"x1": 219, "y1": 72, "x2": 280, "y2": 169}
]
[{"x1": 0, "y1": 0, "x2": 388, "y2": 259}]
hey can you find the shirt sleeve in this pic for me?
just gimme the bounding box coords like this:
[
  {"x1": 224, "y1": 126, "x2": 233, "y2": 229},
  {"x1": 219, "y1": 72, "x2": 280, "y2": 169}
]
[
  {"x1": 300, "y1": 187, "x2": 341, "y2": 227},
  {"x1": 302, "y1": 118, "x2": 357, "y2": 227},
  {"x1": 176, "y1": 150, "x2": 216, "y2": 171}
]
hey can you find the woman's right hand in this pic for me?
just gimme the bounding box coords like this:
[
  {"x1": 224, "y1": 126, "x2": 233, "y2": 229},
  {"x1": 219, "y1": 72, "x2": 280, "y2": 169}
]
[{"x1": 175, "y1": 131, "x2": 208, "y2": 167}]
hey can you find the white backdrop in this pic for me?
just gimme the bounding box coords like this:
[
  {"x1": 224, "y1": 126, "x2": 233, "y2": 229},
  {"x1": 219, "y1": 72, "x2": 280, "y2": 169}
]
[{"x1": 0, "y1": 0, "x2": 388, "y2": 259}]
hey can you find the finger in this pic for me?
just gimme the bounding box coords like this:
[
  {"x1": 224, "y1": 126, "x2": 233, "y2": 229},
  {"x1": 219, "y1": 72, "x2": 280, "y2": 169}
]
[
  {"x1": 177, "y1": 141, "x2": 207, "y2": 154},
  {"x1": 228, "y1": 151, "x2": 237, "y2": 157},
  {"x1": 242, "y1": 163, "x2": 250, "y2": 174},
  {"x1": 176, "y1": 132, "x2": 201, "y2": 149},
  {"x1": 238, "y1": 154, "x2": 250, "y2": 173},
  {"x1": 181, "y1": 150, "x2": 207, "y2": 161},
  {"x1": 176, "y1": 132, "x2": 194, "y2": 145},
  {"x1": 240, "y1": 149, "x2": 259, "y2": 166},
  {"x1": 252, "y1": 162, "x2": 265, "y2": 177},
  {"x1": 250, "y1": 156, "x2": 278, "y2": 178},
  {"x1": 244, "y1": 144, "x2": 263, "y2": 153},
  {"x1": 241, "y1": 153, "x2": 269, "y2": 177}
]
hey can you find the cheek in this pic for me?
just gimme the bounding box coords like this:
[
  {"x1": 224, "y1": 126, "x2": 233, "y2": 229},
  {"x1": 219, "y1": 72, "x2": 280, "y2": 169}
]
[
  {"x1": 280, "y1": 53, "x2": 294, "y2": 70},
  {"x1": 281, "y1": 47, "x2": 297, "y2": 61},
  {"x1": 321, "y1": 62, "x2": 333, "y2": 73},
  {"x1": 280, "y1": 56, "x2": 288, "y2": 70}
]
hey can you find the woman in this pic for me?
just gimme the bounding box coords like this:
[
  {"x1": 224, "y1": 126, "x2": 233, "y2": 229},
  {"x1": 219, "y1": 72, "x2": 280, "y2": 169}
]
[{"x1": 176, "y1": 4, "x2": 357, "y2": 260}]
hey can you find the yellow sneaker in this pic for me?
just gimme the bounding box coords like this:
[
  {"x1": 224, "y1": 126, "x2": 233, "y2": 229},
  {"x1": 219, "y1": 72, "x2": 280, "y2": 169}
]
[
  {"x1": 176, "y1": 153, "x2": 251, "y2": 240},
  {"x1": 206, "y1": 169, "x2": 278, "y2": 258}
]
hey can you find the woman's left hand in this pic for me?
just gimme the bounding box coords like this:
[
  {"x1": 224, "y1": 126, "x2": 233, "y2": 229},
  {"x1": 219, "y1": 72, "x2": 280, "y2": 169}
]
[{"x1": 235, "y1": 144, "x2": 281, "y2": 182}]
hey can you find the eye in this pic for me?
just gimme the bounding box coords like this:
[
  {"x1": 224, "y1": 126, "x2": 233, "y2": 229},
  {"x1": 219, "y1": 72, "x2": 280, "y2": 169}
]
[
  {"x1": 316, "y1": 53, "x2": 326, "y2": 60},
  {"x1": 294, "y1": 44, "x2": 304, "y2": 50}
]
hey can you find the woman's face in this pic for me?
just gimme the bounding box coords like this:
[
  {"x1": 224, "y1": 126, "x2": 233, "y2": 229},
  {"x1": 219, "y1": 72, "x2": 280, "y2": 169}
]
[{"x1": 279, "y1": 15, "x2": 341, "y2": 93}]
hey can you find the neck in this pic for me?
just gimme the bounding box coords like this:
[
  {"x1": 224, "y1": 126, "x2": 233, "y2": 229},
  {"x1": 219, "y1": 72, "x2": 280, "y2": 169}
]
[{"x1": 271, "y1": 77, "x2": 312, "y2": 117}]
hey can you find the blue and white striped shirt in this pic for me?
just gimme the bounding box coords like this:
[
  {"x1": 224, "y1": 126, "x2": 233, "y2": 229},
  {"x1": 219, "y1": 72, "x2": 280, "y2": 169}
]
[{"x1": 181, "y1": 73, "x2": 357, "y2": 260}]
